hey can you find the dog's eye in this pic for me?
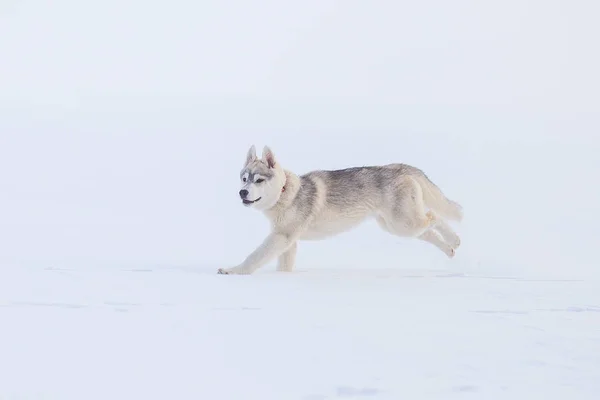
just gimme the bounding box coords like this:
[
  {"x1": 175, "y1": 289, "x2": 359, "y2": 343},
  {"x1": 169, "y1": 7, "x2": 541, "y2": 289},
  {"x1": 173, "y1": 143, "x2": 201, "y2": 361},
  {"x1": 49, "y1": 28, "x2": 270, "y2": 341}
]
[
  {"x1": 255, "y1": 179, "x2": 265, "y2": 183},
  {"x1": 242, "y1": 177, "x2": 247, "y2": 182}
]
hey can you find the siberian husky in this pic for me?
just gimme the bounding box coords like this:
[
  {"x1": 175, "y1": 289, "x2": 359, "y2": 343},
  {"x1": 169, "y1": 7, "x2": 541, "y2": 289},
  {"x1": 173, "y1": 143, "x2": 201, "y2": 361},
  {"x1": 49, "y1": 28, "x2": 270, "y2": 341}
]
[{"x1": 217, "y1": 145, "x2": 463, "y2": 275}]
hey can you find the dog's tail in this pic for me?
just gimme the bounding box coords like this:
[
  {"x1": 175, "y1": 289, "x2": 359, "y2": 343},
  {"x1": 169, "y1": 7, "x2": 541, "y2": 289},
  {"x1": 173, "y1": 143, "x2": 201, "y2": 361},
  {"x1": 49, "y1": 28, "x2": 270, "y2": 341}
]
[{"x1": 412, "y1": 170, "x2": 463, "y2": 222}]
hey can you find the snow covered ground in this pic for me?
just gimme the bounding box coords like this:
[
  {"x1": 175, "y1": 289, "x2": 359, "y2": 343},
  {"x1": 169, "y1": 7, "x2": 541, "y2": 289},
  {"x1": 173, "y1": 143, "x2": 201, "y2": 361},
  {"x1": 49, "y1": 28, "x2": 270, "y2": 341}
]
[
  {"x1": 1, "y1": 1, "x2": 600, "y2": 399},
  {"x1": 1, "y1": 265, "x2": 599, "y2": 399}
]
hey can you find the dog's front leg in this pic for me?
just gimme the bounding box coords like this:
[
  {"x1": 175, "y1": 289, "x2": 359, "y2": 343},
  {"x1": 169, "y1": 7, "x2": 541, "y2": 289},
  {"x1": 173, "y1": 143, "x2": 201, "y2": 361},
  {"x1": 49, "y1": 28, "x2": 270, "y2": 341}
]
[
  {"x1": 276, "y1": 241, "x2": 297, "y2": 272},
  {"x1": 218, "y1": 233, "x2": 295, "y2": 275}
]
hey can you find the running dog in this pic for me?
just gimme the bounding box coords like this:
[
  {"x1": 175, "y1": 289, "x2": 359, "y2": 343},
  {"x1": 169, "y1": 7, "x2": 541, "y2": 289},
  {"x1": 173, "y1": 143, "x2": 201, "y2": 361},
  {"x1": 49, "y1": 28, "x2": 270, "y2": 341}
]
[{"x1": 218, "y1": 145, "x2": 462, "y2": 275}]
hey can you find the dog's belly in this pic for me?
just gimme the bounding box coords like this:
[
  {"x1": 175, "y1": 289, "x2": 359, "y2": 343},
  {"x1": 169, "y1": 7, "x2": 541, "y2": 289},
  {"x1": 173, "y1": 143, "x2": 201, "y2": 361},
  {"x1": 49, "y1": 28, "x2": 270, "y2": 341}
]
[{"x1": 299, "y1": 211, "x2": 372, "y2": 241}]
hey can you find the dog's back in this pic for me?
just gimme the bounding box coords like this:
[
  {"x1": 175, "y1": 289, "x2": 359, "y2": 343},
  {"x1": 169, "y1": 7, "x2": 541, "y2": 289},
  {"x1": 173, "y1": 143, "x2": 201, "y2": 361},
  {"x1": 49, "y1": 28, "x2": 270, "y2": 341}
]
[{"x1": 293, "y1": 163, "x2": 462, "y2": 241}]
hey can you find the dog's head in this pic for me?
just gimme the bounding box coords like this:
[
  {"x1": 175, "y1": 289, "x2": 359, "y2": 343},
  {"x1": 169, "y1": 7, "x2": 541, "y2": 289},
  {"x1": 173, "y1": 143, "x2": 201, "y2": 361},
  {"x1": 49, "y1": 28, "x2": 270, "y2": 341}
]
[{"x1": 238, "y1": 145, "x2": 286, "y2": 210}]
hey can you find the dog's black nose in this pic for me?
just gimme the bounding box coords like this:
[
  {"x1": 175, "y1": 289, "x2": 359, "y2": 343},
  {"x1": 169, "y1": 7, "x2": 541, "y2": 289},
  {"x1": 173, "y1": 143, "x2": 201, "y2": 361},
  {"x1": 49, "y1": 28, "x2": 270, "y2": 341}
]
[{"x1": 239, "y1": 189, "x2": 249, "y2": 199}]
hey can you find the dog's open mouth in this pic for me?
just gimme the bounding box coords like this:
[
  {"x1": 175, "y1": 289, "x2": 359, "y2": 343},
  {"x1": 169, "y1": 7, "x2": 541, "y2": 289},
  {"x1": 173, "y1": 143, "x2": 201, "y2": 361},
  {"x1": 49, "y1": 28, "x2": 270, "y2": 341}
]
[{"x1": 242, "y1": 197, "x2": 261, "y2": 205}]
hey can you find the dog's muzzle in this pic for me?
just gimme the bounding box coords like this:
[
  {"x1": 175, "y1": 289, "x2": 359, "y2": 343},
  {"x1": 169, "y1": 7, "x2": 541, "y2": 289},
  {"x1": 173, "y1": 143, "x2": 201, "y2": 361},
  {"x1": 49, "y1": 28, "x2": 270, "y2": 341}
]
[{"x1": 239, "y1": 189, "x2": 261, "y2": 205}]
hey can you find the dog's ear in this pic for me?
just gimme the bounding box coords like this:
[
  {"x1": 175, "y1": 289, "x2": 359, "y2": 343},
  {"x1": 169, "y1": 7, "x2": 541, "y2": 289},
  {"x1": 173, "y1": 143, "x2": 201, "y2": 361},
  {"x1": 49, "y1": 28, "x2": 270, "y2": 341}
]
[
  {"x1": 245, "y1": 145, "x2": 257, "y2": 166},
  {"x1": 262, "y1": 145, "x2": 276, "y2": 168}
]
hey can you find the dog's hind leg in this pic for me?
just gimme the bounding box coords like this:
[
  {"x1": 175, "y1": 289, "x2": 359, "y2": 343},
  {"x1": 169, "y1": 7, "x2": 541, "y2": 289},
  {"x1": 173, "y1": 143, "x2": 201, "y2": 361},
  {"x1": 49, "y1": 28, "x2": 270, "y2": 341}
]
[
  {"x1": 418, "y1": 228, "x2": 456, "y2": 257},
  {"x1": 377, "y1": 214, "x2": 455, "y2": 257},
  {"x1": 381, "y1": 177, "x2": 437, "y2": 236},
  {"x1": 276, "y1": 241, "x2": 297, "y2": 272},
  {"x1": 377, "y1": 177, "x2": 455, "y2": 257},
  {"x1": 431, "y1": 218, "x2": 461, "y2": 249}
]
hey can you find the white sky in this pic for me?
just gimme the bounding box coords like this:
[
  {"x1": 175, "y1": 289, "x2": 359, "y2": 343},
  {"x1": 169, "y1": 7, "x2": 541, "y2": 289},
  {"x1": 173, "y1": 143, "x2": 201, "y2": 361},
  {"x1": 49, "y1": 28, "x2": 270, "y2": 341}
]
[{"x1": 0, "y1": 0, "x2": 598, "y2": 277}]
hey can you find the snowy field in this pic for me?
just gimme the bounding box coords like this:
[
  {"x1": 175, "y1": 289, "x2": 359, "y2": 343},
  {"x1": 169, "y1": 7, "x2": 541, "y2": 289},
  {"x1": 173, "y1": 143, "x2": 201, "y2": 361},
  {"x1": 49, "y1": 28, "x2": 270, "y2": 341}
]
[
  {"x1": 1, "y1": 1, "x2": 599, "y2": 399},
  {"x1": 1, "y1": 265, "x2": 599, "y2": 399},
  {"x1": 4, "y1": 160, "x2": 599, "y2": 400}
]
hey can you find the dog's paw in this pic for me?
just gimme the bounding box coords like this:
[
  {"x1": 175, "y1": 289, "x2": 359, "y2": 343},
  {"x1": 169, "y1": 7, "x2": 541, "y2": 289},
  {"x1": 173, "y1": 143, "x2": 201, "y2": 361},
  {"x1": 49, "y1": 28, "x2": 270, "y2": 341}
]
[
  {"x1": 217, "y1": 267, "x2": 250, "y2": 275},
  {"x1": 439, "y1": 245, "x2": 456, "y2": 258}
]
